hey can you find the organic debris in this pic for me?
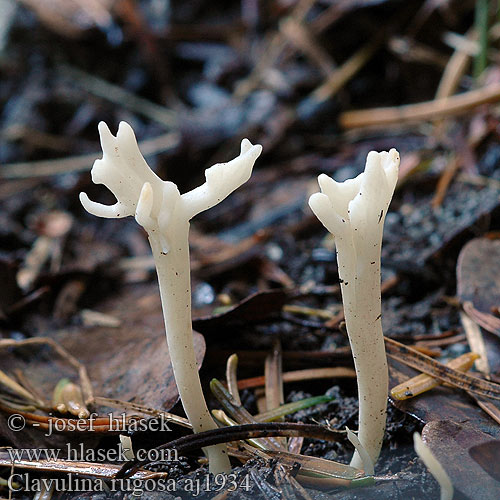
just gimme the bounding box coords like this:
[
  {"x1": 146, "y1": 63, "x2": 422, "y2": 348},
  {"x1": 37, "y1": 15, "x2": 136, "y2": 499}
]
[{"x1": 2, "y1": 0, "x2": 500, "y2": 498}]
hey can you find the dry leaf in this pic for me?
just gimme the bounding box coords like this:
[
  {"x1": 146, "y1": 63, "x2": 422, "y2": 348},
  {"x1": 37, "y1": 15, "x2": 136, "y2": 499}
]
[
  {"x1": 421, "y1": 420, "x2": 500, "y2": 500},
  {"x1": 0, "y1": 283, "x2": 206, "y2": 446},
  {"x1": 457, "y1": 237, "x2": 500, "y2": 374}
]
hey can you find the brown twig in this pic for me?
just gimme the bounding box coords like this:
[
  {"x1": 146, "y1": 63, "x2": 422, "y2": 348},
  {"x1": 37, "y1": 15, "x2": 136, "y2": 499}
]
[
  {"x1": 386, "y1": 337, "x2": 500, "y2": 400},
  {"x1": 431, "y1": 155, "x2": 462, "y2": 208},
  {"x1": 115, "y1": 422, "x2": 343, "y2": 479},
  {"x1": 307, "y1": 37, "x2": 382, "y2": 105},
  {"x1": 92, "y1": 396, "x2": 191, "y2": 428},
  {"x1": 390, "y1": 352, "x2": 479, "y2": 400},
  {"x1": 233, "y1": 0, "x2": 316, "y2": 98},
  {"x1": 237, "y1": 367, "x2": 355, "y2": 390},
  {"x1": 59, "y1": 65, "x2": 176, "y2": 128},
  {"x1": 279, "y1": 17, "x2": 336, "y2": 77},
  {"x1": 436, "y1": 29, "x2": 476, "y2": 99},
  {"x1": 460, "y1": 311, "x2": 490, "y2": 375},
  {"x1": 0, "y1": 337, "x2": 93, "y2": 405},
  {"x1": 0, "y1": 132, "x2": 180, "y2": 179},
  {"x1": 416, "y1": 334, "x2": 467, "y2": 348},
  {"x1": 340, "y1": 83, "x2": 500, "y2": 129},
  {"x1": 463, "y1": 301, "x2": 500, "y2": 337},
  {"x1": 470, "y1": 394, "x2": 500, "y2": 425}
]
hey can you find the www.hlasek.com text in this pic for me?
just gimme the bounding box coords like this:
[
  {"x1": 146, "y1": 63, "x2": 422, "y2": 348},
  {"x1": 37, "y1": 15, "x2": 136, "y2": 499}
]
[
  {"x1": 8, "y1": 473, "x2": 252, "y2": 495},
  {"x1": 7, "y1": 443, "x2": 178, "y2": 463}
]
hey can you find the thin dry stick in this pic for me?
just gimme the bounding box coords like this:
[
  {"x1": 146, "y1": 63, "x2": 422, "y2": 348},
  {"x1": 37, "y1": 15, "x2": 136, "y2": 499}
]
[
  {"x1": 59, "y1": 65, "x2": 177, "y2": 128},
  {"x1": 309, "y1": 37, "x2": 382, "y2": 104},
  {"x1": 340, "y1": 83, "x2": 500, "y2": 129},
  {"x1": 0, "y1": 370, "x2": 41, "y2": 406},
  {"x1": 470, "y1": 395, "x2": 500, "y2": 425},
  {"x1": 310, "y1": 2, "x2": 353, "y2": 34},
  {"x1": 436, "y1": 29, "x2": 476, "y2": 99},
  {"x1": 460, "y1": 311, "x2": 490, "y2": 375},
  {"x1": 211, "y1": 379, "x2": 285, "y2": 452},
  {"x1": 238, "y1": 367, "x2": 355, "y2": 390},
  {"x1": 459, "y1": 172, "x2": 500, "y2": 190},
  {"x1": 233, "y1": 31, "x2": 284, "y2": 98},
  {"x1": 212, "y1": 409, "x2": 273, "y2": 451},
  {"x1": 233, "y1": 0, "x2": 316, "y2": 98},
  {"x1": 283, "y1": 304, "x2": 337, "y2": 320},
  {"x1": 273, "y1": 462, "x2": 315, "y2": 500},
  {"x1": 463, "y1": 301, "x2": 500, "y2": 336},
  {"x1": 431, "y1": 155, "x2": 462, "y2": 208},
  {"x1": 92, "y1": 396, "x2": 191, "y2": 428},
  {"x1": 279, "y1": 17, "x2": 336, "y2": 77},
  {"x1": 416, "y1": 333, "x2": 467, "y2": 348},
  {"x1": 1, "y1": 131, "x2": 180, "y2": 179},
  {"x1": 385, "y1": 337, "x2": 500, "y2": 400},
  {"x1": 262, "y1": 449, "x2": 363, "y2": 483},
  {"x1": 390, "y1": 352, "x2": 479, "y2": 400},
  {"x1": 116, "y1": 422, "x2": 346, "y2": 479},
  {"x1": 0, "y1": 337, "x2": 93, "y2": 405}
]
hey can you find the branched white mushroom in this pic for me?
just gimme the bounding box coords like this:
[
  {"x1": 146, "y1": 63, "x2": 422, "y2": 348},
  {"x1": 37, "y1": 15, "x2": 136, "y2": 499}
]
[
  {"x1": 80, "y1": 122, "x2": 262, "y2": 474},
  {"x1": 309, "y1": 149, "x2": 399, "y2": 469}
]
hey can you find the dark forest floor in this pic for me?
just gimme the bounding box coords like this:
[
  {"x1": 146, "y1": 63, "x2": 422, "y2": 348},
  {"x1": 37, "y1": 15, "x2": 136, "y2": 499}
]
[{"x1": 1, "y1": 1, "x2": 500, "y2": 499}]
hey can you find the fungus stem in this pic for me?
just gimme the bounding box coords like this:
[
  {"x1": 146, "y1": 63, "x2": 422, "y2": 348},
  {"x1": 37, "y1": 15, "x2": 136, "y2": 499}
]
[
  {"x1": 80, "y1": 122, "x2": 262, "y2": 474},
  {"x1": 309, "y1": 149, "x2": 399, "y2": 469}
]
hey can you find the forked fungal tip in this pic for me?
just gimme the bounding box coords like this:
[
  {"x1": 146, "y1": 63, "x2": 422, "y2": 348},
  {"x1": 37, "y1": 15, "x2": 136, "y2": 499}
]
[
  {"x1": 240, "y1": 138, "x2": 252, "y2": 153},
  {"x1": 117, "y1": 121, "x2": 134, "y2": 138},
  {"x1": 98, "y1": 121, "x2": 111, "y2": 135},
  {"x1": 317, "y1": 173, "x2": 334, "y2": 194},
  {"x1": 308, "y1": 191, "x2": 327, "y2": 210}
]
